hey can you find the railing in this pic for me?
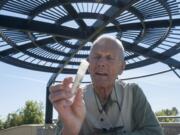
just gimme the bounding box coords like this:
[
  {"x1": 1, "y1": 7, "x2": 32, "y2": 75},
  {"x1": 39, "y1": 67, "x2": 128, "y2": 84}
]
[
  {"x1": 157, "y1": 116, "x2": 180, "y2": 119},
  {"x1": 156, "y1": 116, "x2": 180, "y2": 135},
  {"x1": 157, "y1": 116, "x2": 180, "y2": 123},
  {"x1": 52, "y1": 117, "x2": 180, "y2": 135}
]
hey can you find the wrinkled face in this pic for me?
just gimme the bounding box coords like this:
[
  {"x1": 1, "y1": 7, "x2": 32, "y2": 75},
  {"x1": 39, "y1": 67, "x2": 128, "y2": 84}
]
[{"x1": 88, "y1": 39, "x2": 125, "y2": 88}]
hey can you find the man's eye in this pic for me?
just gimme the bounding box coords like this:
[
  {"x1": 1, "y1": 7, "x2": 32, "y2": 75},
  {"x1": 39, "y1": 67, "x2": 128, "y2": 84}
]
[
  {"x1": 107, "y1": 56, "x2": 114, "y2": 60},
  {"x1": 94, "y1": 55, "x2": 101, "y2": 59}
]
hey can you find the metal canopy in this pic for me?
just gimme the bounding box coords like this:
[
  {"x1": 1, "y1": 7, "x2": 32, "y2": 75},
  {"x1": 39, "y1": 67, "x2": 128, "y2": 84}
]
[
  {"x1": 0, "y1": 0, "x2": 180, "y2": 123},
  {"x1": 0, "y1": 0, "x2": 180, "y2": 74}
]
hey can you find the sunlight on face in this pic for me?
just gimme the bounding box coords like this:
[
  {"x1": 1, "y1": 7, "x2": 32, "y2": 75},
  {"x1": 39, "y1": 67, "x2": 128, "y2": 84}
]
[{"x1": 88, "y1": 37, "x2": 125, "y2": 88}]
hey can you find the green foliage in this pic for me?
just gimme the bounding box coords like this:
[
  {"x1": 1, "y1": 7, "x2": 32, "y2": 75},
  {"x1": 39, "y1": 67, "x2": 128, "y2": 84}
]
[
  {"x1": 0, "y1": 119, "x2": 4, "y2": 130},
  {"x1": 0, "y1": 100, "x2": 44, "y2": 130},
  {"x1": 22, "y1": 101, "x2": 44, "y2": 124},
  {"x1": 155, "y1": 107, "x2": 179, "y2": 122},
  {"x1": 3, "y1": 112, "x2": 23, "y2": 129}
]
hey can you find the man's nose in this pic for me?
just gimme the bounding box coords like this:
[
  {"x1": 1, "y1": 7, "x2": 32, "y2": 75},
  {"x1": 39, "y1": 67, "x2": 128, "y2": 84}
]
[{"x1": 97, "y1": 57, "x2": 107, "y2": 66}]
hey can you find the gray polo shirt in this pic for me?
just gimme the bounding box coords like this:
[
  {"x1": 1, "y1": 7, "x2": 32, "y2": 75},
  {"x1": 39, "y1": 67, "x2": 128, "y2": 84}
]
[
  {"x1": 55, "y1": 80, "x2": 163, "y2": 135},
  {"x1": 81, "y1": 80, "x2": 131, "y2": 134}
]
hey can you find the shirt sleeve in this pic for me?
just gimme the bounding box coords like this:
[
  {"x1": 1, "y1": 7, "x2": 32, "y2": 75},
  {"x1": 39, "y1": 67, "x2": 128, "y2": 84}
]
[
  {"x1": 54, "y1": 120, "x2": 63, "y2": 135},
  {"x1": 125, "y1": 83, "x2": 164, "y2": 135}
]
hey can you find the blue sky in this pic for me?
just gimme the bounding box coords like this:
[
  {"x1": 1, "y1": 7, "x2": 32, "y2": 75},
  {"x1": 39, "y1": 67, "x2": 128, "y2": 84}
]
[{"x1": 0, "y1": 61, "x2": 180, "y2": 120}]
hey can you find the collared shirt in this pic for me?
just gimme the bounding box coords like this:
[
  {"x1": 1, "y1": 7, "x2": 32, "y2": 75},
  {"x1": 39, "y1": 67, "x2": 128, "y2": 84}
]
[
  {"x1": 55, "y1": 80, "x2": 163, "y2": 135},
  {"x1": 80, "y1": 80, "x2": 134, "y2": 134},
  {"x1": 82, "y1": 81, "x2": 124, "y2": 132}
]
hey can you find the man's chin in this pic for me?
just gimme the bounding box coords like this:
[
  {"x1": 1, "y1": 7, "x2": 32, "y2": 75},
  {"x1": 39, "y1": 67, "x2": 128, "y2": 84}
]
[
  {"x1": 92, "y1": 79, "x2": 109, "y2": 87},
  {"x1": 94, "y1": 75, "x2": 108, "y2": 79}
]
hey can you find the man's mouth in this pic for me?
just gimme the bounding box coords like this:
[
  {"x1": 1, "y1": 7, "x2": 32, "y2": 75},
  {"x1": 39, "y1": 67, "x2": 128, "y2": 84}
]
[{"x1": 95, "y1": 72, "x2": 108, "y2": 76}]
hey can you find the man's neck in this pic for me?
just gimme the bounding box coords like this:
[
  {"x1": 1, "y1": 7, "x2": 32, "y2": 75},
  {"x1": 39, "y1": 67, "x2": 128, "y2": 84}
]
[{"x1": 94, "y1": 85, "x2": 114, "y2": 104}]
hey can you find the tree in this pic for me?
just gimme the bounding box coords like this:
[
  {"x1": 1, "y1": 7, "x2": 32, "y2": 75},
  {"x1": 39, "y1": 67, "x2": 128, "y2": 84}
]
[
  {"x1": 1, "y1": 100, "x2": 44, "y2": 130},
  {"x1": 22, "y1": 100, "x2": 44, "y2": 124},
  {"x1": 0, "y1": 119, "x2": 4, "y2": 130},
  {"x1": 155, "y1": 107, "x2": 179, "y2": 122},
  {"x1": 3, "y1": 112, "x2": 23, "y2": 129}
]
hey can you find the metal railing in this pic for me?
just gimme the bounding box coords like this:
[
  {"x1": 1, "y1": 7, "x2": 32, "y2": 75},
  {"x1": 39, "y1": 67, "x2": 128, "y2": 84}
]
[{"x1": 157, "y1": 116, "x2": 180, "y2": 123}]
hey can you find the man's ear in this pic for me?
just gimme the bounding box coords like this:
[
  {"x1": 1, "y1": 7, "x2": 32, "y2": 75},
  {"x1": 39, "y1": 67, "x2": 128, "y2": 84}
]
[
  {"x1": 119, "y1": 61, "x2": 126, "y2": 75},
  {"x1": 86, "y1": 57, "x2": 89, "y2": 62},
  {"x1": 87, "y1": 57, "x2": 90, "y2": 73}
]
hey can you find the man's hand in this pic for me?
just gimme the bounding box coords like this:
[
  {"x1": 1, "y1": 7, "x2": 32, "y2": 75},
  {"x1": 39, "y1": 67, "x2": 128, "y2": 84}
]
[{"x1": 49, "y1": 77, "x2": 86, "y2": 135}]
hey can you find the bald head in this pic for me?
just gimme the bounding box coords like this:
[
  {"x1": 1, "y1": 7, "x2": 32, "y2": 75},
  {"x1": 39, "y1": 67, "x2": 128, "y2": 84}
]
[
  {"x1": 90, "y1": 35, "x2": 125, "y2": 63},
  {"x1": 88, "y1": 35, "x2": 125, "y2": 89}
]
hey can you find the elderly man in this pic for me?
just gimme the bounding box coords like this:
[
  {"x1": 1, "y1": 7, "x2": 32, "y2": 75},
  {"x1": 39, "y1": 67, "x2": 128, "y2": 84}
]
[{"x1": 49, "y1": 35, "x2": 163, "y2": 135}]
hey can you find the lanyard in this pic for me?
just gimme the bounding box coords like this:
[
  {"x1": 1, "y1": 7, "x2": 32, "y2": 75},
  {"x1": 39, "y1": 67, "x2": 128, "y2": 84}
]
[
  {"x1": 93, "y1": 84, "x2": 124, "y2": 129},
  {"x1": 93, "y1": 84, "x2": 122, "y2": 114}
]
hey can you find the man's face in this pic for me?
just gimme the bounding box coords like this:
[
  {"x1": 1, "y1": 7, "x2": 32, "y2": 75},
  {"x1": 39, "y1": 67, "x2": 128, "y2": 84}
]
[{"x1": 88, "y1": 39, "x2": 124, "y2": 88}]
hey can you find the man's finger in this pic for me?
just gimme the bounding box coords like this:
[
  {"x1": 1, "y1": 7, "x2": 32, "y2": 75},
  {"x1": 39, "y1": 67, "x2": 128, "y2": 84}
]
[
  {"x1": 49, "y1": 91, "x2": 73, "y2": 102},
  {"x1": 72, "y1": 88, "x2": 84, "y2": 107},
  {"x1": 63, "y1": 77, "x2": 73, "y2": 88},
  {"x1": 49, "y1": 84, "x2": 62, "y2": 93},
  {"x1": 50, "y1": 83, "x2": 71, "y2": 93},
  {"x1": 53, "y1": 99, "x2": 73, "y2": 114}
]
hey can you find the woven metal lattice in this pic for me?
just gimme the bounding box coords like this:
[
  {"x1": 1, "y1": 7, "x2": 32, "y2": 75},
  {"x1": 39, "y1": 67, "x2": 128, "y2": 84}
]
[{"x1": 0, "y1": 0, "x2": 180, "y2": 74}]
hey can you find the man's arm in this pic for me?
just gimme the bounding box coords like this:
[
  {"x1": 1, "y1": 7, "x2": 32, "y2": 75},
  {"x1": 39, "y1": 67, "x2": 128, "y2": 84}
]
[
  {"x1": 96, "y1": 83, "x2": 163, "y2": 135},
  {"x1": 127, "y1": 84, "x2": 163, "y2": 135}
]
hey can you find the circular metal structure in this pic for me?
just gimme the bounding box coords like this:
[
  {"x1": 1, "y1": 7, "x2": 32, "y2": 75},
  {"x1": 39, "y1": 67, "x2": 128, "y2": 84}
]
[{"x1": 0, "y1": 0, "x2": 180, "y2": 75}]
